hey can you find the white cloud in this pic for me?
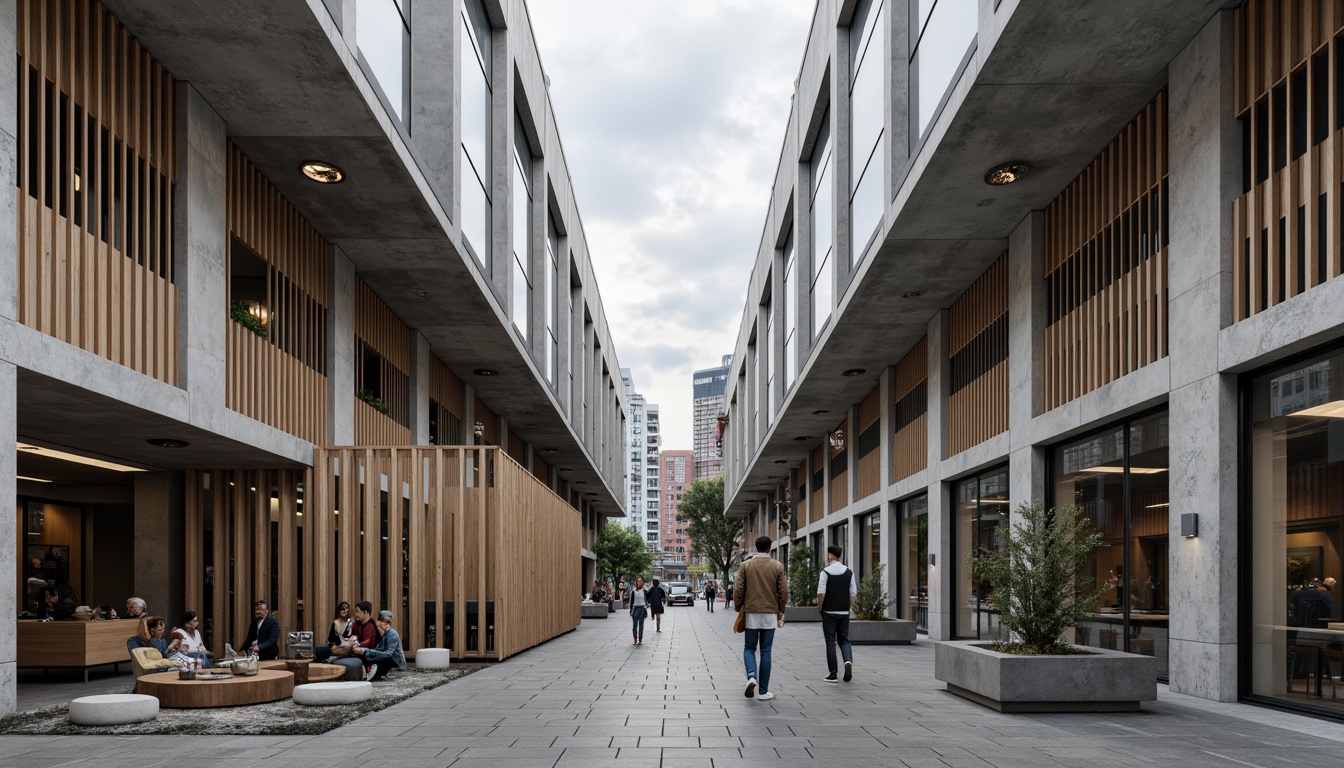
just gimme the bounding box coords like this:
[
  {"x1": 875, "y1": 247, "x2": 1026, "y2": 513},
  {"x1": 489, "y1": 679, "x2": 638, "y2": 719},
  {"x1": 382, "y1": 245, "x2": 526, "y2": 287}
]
[{"x1": 528, "y1": 0, "x2": 813, "y2": 451}]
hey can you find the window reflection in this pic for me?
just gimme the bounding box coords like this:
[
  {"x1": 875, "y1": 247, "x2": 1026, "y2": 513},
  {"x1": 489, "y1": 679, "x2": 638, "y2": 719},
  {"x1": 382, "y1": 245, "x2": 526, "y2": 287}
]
[
  {"x1": 1250, "y1": 350, "x2": 1344, "y2": 713},
  {"x1": 460, "y1": 0, "x2": 491, "y2": 267},
  {"x1": 850, "y1": 0, "x2": 884, "y2": 260},
  {"x1": 901, "y1": 495, "x2": 928, "y2": 631},
  {"x1": 910, "y1": 0, "x2": 977, "y2": 139},
  {"x1": 356, "y1": 0, "x2": 410, "y2": 121}
]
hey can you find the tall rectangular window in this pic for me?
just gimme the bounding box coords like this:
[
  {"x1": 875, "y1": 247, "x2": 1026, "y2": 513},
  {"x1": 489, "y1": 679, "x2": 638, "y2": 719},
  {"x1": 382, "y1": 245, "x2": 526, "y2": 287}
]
[
  {"x1": 850, "y1": 0, "x2": 885, "y2": 263},
  {"x1": 764, "y1": 296, "x2": 775, "y2": 424},
  {"x1": 811, "y1": 117, "x2": 834, "y2": 337},
  {"x1": 511, "y1": 115, "x2": 532, "y2": 341},
  {"x1": 910, "y1": 0, "x2": 976, "y2": 140},
  {"x1": 545, "y1": 216, "x2": 560, "y2": 384},
  {"x1": 460, "y1": 0, "x2": 491, "y2": 267},
  {"x1": 356, "y1": 0, "x2": 410, "y2": 121},
  {"x1": 782, "y1": 227, "x2": 797, "y2": 390}
]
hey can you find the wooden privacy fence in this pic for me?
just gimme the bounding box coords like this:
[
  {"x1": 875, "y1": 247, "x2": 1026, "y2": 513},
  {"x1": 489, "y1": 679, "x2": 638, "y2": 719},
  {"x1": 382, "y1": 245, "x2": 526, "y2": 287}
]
[
  {"x1": 948, "y1": 255, "x2": 1009, "y2": 456},
  {"x1": 186, "y1": 447, "x2": 579, "y2": 662}
]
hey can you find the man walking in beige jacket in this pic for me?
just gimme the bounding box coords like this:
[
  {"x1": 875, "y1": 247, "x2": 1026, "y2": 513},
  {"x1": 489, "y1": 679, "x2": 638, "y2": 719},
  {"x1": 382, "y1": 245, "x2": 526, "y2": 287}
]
[{"x1": 733, "y1": 535, "x2": 788, "y2": 701}]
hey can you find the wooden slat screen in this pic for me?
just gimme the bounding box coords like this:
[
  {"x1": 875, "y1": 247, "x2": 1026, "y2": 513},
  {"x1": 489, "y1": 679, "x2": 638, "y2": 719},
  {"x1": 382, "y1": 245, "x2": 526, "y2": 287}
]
[
  {"x1": 1044, "y1": 92, "x2": 1169, "y2": 411},
  {"x1": 429, "y1": 355, "x2": 466, "y2": 445},
  {"x1": 17, "y1": 0, "x2": 177, "y2": 384},
  {"x1": 354, "y1": 279, "x2": 411, "y2": 443},
  {"x1": 829, "y1": 416, "x2": 848, "y2": 514},
  {"x1": 793, "y1": 462, "x2": 808, "y2": 529},
  {"x1": 1233, "y1": 0, "x2": 1344, "y2": 321},
  {"x1": 810, "y1": 444, "x2": 826, "y2": 522},
  {"x1": 855, "y1": 386, "x2": 881, "y2": 500},
  {"x1": 183, "y1": 468, "x2": 310, "y2": 656},
  {"x1": 892, "y1": 338, "x2": 928, "y2": 483},
  {"x1": 948, "y1": 255, "x2": 1009, "y2": 456},
  {"x1": 507, "y1": 430, "x2": 525, "y2": 464},
  {"x1": 475, "y1": 398, "x2": 499, "y2": 445},
  {"x1": 226, "y1": 145, "x2": 328, "y2": 444},
  {"x1": 188, "y1": 447, "x2": 579, "y2": 661}
]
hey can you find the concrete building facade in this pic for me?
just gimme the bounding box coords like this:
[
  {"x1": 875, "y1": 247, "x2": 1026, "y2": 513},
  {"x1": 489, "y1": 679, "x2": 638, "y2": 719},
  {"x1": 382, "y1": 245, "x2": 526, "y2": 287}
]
[
  {"x1": 621, "y1": 369, "x2": 660, "y2": 552},
  {"x1": 659, "y1": 449, "x2": 693, "y2": 582},
  {"x1": 1, "y1": 0, "x2": 629, "y2": 713},
  {"x1": 721, "y1": 0, "x2": 1344, "y2": 718},
  {"x1": 691, "y1": 355, "x2": 732, "y2": 481}
]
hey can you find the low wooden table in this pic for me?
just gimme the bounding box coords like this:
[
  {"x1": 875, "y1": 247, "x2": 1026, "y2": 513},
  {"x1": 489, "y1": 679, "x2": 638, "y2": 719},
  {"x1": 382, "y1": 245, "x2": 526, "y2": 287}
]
[
  {"x1": 137, "y1": 669, "x2": 294, "y2": 708},
  {"x1": 259, "y1": 660, "x2": 346, "y2": 682}
]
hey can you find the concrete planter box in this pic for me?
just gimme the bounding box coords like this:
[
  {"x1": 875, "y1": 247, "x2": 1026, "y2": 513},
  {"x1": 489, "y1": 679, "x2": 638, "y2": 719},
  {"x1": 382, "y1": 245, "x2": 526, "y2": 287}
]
[
  {"x1": 934, "y1": 641, "x2": 1156, "y2": 713},
  {"x1": 784, "y1": 606, "x2": 822, "y2": 622},
  {"x1": 581, "y1": 603, "x2": 609, "y2": 619},
  {"x1": 849, "y1": 619, "x2": 916, "y2": 645}
]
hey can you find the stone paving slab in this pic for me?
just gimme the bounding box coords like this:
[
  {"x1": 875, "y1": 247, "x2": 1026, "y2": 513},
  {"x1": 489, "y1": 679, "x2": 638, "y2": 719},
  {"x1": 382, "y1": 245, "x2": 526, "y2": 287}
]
[{"x1": 6, "y1": 603, "x2": 1344, "y2": 765}]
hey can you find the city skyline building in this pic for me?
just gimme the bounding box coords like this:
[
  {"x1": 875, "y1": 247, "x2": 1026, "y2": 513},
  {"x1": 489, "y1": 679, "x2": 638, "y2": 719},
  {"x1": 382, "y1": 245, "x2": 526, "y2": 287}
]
[
  {"x1": 622, "y1": 369, "x2": 661, "y2": 552},
  {"x1": 692, "y1": 354, "x2": 732, "y2": 481},
  {"x1": 659, "y1": 449, "x2": 694, "y2": 582}
]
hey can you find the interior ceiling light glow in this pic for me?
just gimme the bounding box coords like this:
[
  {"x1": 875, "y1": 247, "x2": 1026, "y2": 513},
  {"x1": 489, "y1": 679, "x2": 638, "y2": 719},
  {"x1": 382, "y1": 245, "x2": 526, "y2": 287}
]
[
  {"x1": 17, "y1": 475, "x2": 52, "y2": 483},
  {"x1": 1291, "y1": 400, "x2": 1344, "y2": 419},
  {"x1": 1082, "y1": 466, "x2": 1168, "y2": 475},
  {"x1": 16, "y1": 442, "x2": 145, "y2": 473},
  {"x1": 300, "y1": 161, "x2": 344, "y2": 184},
  {"x1": 984, "y1": 161, "x2": 1030, "y2": 185}
]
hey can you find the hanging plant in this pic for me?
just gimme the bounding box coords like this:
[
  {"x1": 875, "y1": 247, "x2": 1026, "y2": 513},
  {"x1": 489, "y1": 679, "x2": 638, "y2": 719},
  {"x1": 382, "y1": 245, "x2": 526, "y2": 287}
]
[
  {"x1": 356, "y1": 389, "x2": 389, "y2": 415},
  {"x1": 229, "y1": 300, "x2": 268, "y2": 339}
]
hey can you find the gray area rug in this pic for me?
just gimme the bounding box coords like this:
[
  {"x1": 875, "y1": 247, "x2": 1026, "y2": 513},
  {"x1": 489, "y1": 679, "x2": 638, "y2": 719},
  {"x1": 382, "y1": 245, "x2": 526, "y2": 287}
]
[{"x1": 0, "y1": 664, "x2": 485, "y2": 736}]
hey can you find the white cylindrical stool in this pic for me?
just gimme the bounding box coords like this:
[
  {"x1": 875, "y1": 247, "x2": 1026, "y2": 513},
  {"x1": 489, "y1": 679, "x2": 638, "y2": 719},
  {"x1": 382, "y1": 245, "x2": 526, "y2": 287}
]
[
  {"x1": 292, "y1": 681, "x2": 373, "y2": 706},
  {"x1": 68, "y1": 694, "x2": 159, "y2": 726},
  {"x1": 416, "y1": 648, "x2": 451, "y2": 670}
]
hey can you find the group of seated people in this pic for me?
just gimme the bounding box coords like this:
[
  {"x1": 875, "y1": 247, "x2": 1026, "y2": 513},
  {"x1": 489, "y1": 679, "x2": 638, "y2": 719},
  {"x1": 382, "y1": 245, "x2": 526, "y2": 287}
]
[{"x1": 123, "y1": 597, "x2": 406, "y2": 682}]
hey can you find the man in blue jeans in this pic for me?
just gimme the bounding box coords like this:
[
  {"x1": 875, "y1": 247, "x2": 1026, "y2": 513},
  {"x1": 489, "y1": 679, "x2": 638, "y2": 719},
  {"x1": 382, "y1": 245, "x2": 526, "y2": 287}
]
[
  {"x1": 733, "y1": 535, "x2": 788, "y2": 701},
  {"x1": 817, "y1": 545, "x2": 857, "y2": 683}
]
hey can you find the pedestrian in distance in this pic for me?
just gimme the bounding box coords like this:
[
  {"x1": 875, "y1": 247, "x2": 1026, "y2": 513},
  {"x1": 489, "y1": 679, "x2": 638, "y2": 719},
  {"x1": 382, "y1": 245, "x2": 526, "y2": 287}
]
[
  {"x1": 817, "y1": 545, "x2": 857, "y2": 683},
  {"x1": 705, "y1": 581, "x2": 717, "y2": 612},
  {"x1": 734, "y1": 536, "x2": 788, "y2": 701},
  {"x1": 725, "y1": 579, "x2": 734, "y2": 610},
  {"x1": 629, "y1": 577, "x2": 649, "y2": 645},
  {"x1": 648, "y1": 578, "x2": 667, "y2": 632}
]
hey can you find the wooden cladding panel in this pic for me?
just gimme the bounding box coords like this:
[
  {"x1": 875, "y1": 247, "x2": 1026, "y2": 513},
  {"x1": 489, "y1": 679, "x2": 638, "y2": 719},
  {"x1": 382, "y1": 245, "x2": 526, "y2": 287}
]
[
  {"x1": 1233, "y1": 1, "x2": 1344, "y2": 321},
  {"x1": 948, "y1": 256, "x2": 1008, "y2": 456},
  {"x1": 355, "y1": 280, "x2": 410, "y2": 372},
  {"x1": 354, "y1": 396, "x2": 411, "y2": 446},
  {"x1": 892, "y1": 339, "x2": 928, "y2": 484},
  {"x1": 17, "y1": 0, "x2": 177, "y2": 384},
  {"x1": 809, "y1": 445, "x2": 826, "y2": 521},
  {"x1": 1043, "y1": 93, "x2": 1169, "y2": 411},
  {"x1": 476, "y1": 398, "x2": 499, "y2": 444},
  {"x1": 430, "y1": 356, "x2": 466, "y2": 418},
  {"x1": 226, "y1": 322, "x2": 327, "y2": 445},
  {"x1": 227, "y1": 144, "x2": 328, "y2": 302},
  {"x1": 793, "y1": 462, "x2": 808, "y2": 528},
  {"x1": 507, "y1": 431, "x2": 526, "y2": 464}
]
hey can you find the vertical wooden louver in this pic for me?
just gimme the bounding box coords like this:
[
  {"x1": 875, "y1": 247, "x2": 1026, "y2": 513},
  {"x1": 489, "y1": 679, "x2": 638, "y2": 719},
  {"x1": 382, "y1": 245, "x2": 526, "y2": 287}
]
[
  {"x1": 854, "y1": 386, "x2": 881, "y2": 500},
  {"x1": 16, "y1": 0, "x2": 177, "y2": 384},
  {"x1": 892, "y1": 338, "x2": 928, "y2": 483},
  {"x1": 948, "y1": 255, "x2": 1009, "y2": 456},
  {"x1": 354, "y1": 279, "x2": 412, "y2": 445},
  {"x1": 429, "y1": 356, "x2": 466, "y2": 445},
  {"x1": 1043, "y1": 93, "x2": 1169, "y2": 411},
  {"x1": 828, "y1": 417, "x2": 848, "y2": 513},
  {"x1": 1233, "y1": 0, "x2": 1344, "y2": 321},
  {"x1": 226, "y1": 144, "x2": 329, "y2": 445}
]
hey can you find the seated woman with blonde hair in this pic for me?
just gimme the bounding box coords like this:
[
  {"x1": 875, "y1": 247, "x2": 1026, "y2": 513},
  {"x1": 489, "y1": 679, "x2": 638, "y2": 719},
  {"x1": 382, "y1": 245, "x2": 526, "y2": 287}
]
[{"x1": 129, "y1": 616, "x2": 193, "y2": 667}]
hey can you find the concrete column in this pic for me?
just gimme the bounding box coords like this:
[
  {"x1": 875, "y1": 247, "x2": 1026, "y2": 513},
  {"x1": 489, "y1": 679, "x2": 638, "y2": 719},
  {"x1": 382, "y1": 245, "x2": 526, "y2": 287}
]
[
  {"x1": 462, "y1": 383, "x2": 476, "y2": 443},
  {"x1": 1007, "y1": 211, "x2": 1047, "y2": 513},
  {"x1": 133, "y1": 472, "x2": 185, "y2": 625},
  {"x1": 0, "y1": 0, "x2": 15, "y2": 324},
  {"x1": 886, "y1": 0, "x2": 911, "y2": 189},
  {"x1": 176, "y1": 85, "x2": 228, "y2": 429},
  {"x1": 409, "y1": 0, "x2": 454, "y2": 213},
  {"x1": 926, "y1": 309, "x2": 952, "y2": 640},
  {"x1": 0, "y1": 361, "x2": 16, "y2": 715},
  {"x1": 408, "y1": 331, "x2": 431, "y2": 444},
  {"x1": 487, "y1": 10, "x2": 510, "y2": 300},
  {"x1": 1166, "y1": 10, "x2": 1240, "y2": 701},
  {"x1": 327, "y1": 246, "x2": 356, "y2": 445}
]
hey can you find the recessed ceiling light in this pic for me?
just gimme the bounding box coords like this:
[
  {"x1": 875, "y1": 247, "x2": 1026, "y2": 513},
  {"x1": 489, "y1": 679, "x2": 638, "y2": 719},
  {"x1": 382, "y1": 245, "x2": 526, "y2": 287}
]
[
  {"x1": 414, "y1": 290, "x2": 432, "y2": 299},
  {"x1": 542, "y1": 448, "x2": 558, "y2": 454},
  {"x1": 473, "y1": 368, "x2": 498, "y2": 376},
  {"x1": 147, "y1": 438, "x2": 190, "y2": 448},
  {"x1": 984, "y1": 161, "x2": 1029, "y2": 186},
  {"x1": 842, "y1": 368, "x2": 866, "y2": 377},
  {"x1": 794, "y1": 436, "x2": 810, "y2": 441},
  {"x1": 902, "y1": 290, "x2": 923, "y2": 299},
  {"x1": 300, "y1": 161, "x2": 344, "y2": 184},
  {"x1": 812, "y1": 409, "x2": 828, "y2": 415},
  {"x1": 774, "y1": 460, "x2": 788, "y2": 464}
]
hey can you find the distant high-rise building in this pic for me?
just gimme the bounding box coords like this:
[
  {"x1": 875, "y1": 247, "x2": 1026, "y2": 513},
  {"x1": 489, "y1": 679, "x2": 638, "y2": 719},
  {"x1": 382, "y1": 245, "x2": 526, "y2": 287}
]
[
  {"x1": 660, "y1": 449, "x2": 694, "y2": 581},
  {"x1": 622, "y1": 370, "x2": 660, "y2": 552},
  {"x1": 692, "y1": 355, "x2": 733, "y2": 480}
]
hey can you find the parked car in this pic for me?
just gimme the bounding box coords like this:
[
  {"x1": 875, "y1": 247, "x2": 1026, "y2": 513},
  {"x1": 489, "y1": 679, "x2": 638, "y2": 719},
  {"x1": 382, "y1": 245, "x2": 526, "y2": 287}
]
[{"x1": 667, "y1": 582, "x2": 694, "y2": 606}]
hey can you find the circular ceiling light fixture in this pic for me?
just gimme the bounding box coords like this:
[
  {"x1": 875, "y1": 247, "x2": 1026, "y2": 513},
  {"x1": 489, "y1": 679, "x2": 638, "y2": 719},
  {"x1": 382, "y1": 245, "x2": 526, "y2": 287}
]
[
  {"x1": 542, "y1": 448, "x2": 558, "y2": 454},
  {"x1": 473, "y1": 368, "x2": 498, "y2": 376},
  {"x1": 902, "y1": 290, "x2": 923, "y2": 299},
  {"x1": 300, "y1": 161, "x2": 345, "y2": 184},
  {"x1": 842, "y1": 368, "x2": 867, "y2": 377},
  {"x1": 794, "y1": 436, "x2": 811, "y2": 441},
  {"x1": 414, "y1": 290, "x2": 432, "y2": 299},
  {"x1": 984, "y1": 161, "x2": 1029, "y2": 186},
  {"x1": 774, "y1": 460, "x2": 788, "y2": 464},
  {"x1": 147, "y1": 438, "x2": 190, "y2": 448},
  {"x1": 812, "y1": 409, "x2": 829, "y2": 415}
]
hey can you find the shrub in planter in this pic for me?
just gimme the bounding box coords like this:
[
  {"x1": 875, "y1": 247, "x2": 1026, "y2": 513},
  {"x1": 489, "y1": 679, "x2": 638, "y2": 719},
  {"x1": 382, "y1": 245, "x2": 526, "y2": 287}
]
[
  {"x1": 848, "y1": 564, "x2": 916, "y2": 644},
  {"x1": 230, "y1": 300, "x2": 268, "y2": 339},
  {"x1": 852, "y1": 564, "x2": 891, "y2": 621},
  {"x1": 787, "y1": 545, "x2": 818, "y2": 607},
  {"x1": 356, "y1": 389, "x2": 389, "y2": 415}
]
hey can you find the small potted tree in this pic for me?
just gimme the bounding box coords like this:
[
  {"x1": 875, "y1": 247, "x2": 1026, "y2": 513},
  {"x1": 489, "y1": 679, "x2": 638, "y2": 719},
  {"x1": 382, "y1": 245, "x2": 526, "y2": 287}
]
[
  {"x1": 934, "y1": 500, "x2": 1157, "y2": 712},
  {"x1": 847, "y1": 564, "x2": 916, "y2": 644},
  {"x1": 784, "y1": 544, "x2": 821, "y2": 622}
]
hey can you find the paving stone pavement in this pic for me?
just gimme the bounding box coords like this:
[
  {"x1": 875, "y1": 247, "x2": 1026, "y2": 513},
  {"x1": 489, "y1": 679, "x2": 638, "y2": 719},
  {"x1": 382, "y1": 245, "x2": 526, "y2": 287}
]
[{"x1": 4, "y1": 603, "x2": 1344, "y2": 766}]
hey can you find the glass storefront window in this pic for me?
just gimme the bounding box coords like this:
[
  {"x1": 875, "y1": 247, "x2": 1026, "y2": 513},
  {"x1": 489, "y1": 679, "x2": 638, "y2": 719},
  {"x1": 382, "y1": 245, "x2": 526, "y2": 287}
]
[
  {"x1": 1249, "y1": 349, "x2": 1344, "y2": 713},
  {"x1": 1051, "y1": 412, "x2": 1169, "y2": 677},
  {"x1": 859, "y1": 510, "x2": 881, "y2": 581},
  {"x1": 955, "y1": 467, "x2": 1009, "y2": 639},
  {"x1": 901, "y1": 494, "x2": 928, "y2": 631}
]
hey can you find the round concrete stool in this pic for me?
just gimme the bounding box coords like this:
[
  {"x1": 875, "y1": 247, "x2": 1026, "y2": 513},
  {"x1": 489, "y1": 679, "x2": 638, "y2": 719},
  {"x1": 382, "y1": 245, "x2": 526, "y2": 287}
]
[
  {"x1": 416, "y1": 648, "x2": 451, "y2": 670},
  {"x1": 292, "y1": 681, "x2": 373, "y2": 706},
  {"x1": 68, "y1": 694, "x2": 159, "y2": 726}
]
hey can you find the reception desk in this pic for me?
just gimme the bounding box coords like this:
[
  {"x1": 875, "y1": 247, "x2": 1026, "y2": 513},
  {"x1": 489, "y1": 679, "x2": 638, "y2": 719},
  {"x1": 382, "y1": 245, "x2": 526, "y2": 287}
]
[{"x1": 17, "y1": 619, "x2": 136, "y2": 681}]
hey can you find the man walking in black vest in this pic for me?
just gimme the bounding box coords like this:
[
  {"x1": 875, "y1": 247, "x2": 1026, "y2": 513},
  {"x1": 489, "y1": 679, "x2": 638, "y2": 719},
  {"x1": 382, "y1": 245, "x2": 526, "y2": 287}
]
[{"x1": 817, "y1": 545, "x2": 857, "y2": 683}]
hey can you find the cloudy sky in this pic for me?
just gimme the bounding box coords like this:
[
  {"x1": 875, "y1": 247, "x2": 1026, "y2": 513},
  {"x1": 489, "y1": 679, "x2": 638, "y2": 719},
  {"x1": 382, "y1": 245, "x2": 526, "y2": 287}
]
[{"x1": 527, "y1": 2, "x2": 815, "y2": 451}]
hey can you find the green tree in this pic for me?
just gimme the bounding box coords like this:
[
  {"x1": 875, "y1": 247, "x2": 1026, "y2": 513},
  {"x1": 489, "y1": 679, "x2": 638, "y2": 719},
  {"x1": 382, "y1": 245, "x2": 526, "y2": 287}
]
[
  {"x1": 593, "y1": 521, "x2": 653, "y2": 590},
  {"x1": 852, "y1": 564, "x2": 893, "y2": 621},
  {"x1": 969, "y1": 500, "x2": 1105, "y2": 655},
  {"x1": 788, "y1": 544, "x2": 819, "y2": 607},
  {"x1": 676, "y1": 476, "x2": 741, "y2": 586}
]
